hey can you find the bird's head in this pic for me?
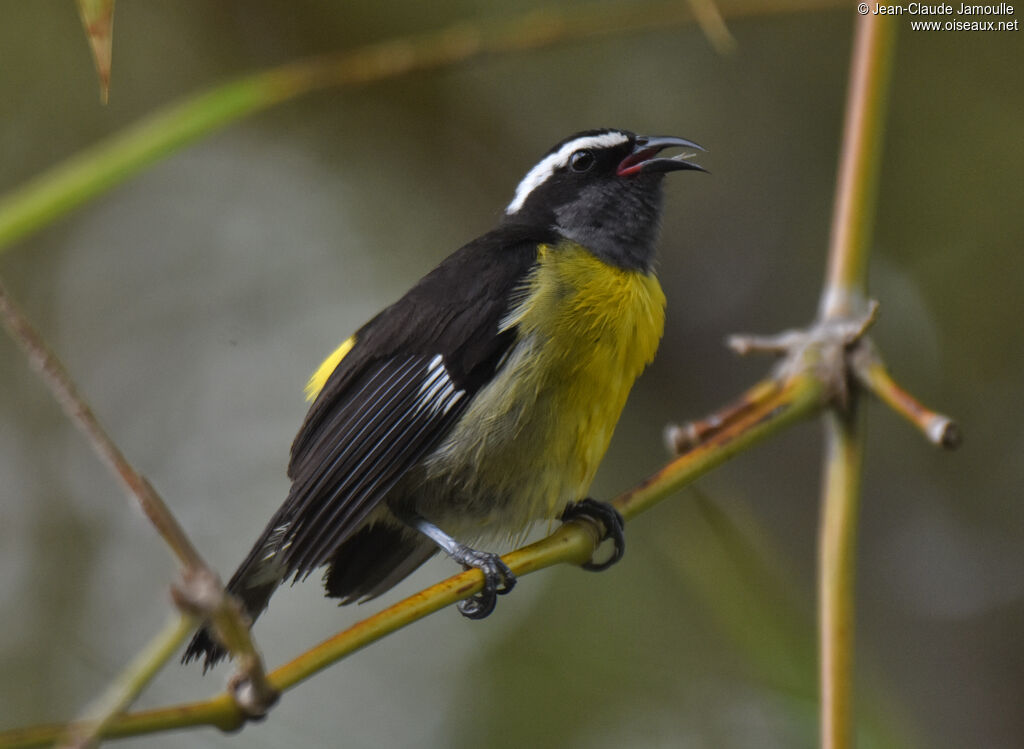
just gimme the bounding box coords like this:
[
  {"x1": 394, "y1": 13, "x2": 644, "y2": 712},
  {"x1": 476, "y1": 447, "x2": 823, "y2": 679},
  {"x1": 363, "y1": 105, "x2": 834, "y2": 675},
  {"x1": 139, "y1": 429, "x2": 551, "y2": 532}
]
[{"x1": 503, "y1": 129, "x2": 705, "y2": 271}]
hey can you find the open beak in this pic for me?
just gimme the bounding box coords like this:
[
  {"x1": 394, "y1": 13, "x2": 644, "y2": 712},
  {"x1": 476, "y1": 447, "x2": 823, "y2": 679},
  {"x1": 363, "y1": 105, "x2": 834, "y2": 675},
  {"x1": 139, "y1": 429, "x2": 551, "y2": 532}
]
[{"x1": 616, "y1": 135, "x2": 707, "y2": 177}]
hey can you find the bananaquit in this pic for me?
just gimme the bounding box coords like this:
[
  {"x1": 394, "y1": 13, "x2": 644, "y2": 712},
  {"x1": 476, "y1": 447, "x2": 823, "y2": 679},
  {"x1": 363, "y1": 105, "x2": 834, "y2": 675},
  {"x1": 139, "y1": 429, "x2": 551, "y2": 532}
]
[{"x1": 184, "y1": 129, "x2": 705, "y2": 668}]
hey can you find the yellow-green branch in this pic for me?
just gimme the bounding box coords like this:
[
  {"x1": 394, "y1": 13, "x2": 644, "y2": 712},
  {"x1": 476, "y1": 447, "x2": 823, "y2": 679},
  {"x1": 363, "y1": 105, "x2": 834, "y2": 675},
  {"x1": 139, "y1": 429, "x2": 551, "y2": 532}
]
[{"x1": 0, "y1": 373, "x2": 825, "y2": 748}]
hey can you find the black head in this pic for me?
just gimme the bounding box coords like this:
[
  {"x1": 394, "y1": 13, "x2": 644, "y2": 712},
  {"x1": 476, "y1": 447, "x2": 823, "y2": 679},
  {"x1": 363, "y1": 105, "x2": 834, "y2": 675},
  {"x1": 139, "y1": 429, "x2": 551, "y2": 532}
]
[{"x1": 503, "y1": 129, "x2": 705, "y2": 271}]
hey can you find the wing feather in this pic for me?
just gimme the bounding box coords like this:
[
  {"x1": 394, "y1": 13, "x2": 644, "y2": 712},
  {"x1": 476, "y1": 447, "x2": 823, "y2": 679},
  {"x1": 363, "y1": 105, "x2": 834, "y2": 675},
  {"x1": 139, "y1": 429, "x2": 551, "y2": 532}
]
[
  {"x1": 291, "y1": 381, "x2": 464, "y2": 576},
  {"x1": 289, "y1": 356, "x2": 422, "y2": 492},
  {"x1": 254, "y1": 228, "x2": 545, "y2": 584},
  {"x1": 281, "y1": 355, "x2": 462, "y2": 577}
]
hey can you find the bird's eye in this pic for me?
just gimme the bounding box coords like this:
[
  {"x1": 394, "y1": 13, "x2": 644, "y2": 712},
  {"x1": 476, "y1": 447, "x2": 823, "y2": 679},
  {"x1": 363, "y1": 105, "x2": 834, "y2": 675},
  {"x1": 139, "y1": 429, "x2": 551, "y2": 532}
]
[{"x1": 569, "y1": 149, "x2": 596, "y2": 173}]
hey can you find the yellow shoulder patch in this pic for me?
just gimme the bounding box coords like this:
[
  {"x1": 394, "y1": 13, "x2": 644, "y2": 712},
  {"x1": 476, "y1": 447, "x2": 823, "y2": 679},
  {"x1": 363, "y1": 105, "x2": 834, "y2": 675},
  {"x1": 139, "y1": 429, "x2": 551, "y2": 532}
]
[{"x1": 305, "y1": 335, "x2": 356, "y2": 401}]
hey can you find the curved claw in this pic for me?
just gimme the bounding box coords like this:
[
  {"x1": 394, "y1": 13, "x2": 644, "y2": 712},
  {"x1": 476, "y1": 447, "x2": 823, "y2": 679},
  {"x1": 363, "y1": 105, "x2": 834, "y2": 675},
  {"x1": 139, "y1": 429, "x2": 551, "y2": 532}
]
[
  {"x1": 561, "y1": 498, "x2": 626, "y2": 572},
  {"x1": 454, "y1": 549, "x2": 516, "y2": 620},
  {"x1": 458, "y1": 591, "x2": 497, "y2": 619}
]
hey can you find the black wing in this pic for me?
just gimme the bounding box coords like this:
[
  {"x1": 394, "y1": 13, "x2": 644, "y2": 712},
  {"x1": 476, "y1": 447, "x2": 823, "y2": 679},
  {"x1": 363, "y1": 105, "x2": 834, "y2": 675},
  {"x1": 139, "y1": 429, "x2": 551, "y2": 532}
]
[{"x1": 269, "y1": 226, "x2": 545, "y2": 581}]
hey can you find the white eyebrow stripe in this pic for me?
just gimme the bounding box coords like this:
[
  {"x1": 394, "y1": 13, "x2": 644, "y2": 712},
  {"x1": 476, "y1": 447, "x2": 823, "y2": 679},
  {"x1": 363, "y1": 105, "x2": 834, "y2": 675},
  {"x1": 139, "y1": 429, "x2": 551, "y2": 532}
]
[{"x1": 505, "y1": 132, "x2": 630, "y2": 215}]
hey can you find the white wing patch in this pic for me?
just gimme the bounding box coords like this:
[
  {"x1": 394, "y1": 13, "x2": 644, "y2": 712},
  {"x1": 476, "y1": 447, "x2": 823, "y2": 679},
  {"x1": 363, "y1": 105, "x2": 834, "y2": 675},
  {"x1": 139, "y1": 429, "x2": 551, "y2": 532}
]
[
  {"x1": 505, "y1": 131, "x2": 630, "y2": 216},
  {"x1": 416, "y1": 355, "x2": 465, "y2": 415}
]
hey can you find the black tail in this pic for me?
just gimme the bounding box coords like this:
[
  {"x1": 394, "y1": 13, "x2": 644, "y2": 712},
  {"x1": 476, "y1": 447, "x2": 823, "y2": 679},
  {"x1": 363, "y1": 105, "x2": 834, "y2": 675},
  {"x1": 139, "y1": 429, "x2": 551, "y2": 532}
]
[
  {"x1": 182, "y1": 526, "x2": 286, "y2": 671},
  {"x1": 183, "y1": 520, "x2": 437, "y2": 671}
]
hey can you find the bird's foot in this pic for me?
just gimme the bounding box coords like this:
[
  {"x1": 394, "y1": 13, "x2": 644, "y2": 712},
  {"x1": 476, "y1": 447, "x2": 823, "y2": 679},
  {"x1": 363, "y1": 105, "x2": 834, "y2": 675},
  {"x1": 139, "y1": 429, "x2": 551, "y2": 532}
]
[
  {"x1": 451, "y1": 546, "x2": 516, "y2": 619},
  {"x1": 560, "y1": 498, "x2": 625, "y2": 572},
  {"x1": 398, "y1": 510, "x2": 516, "y2": 618}
]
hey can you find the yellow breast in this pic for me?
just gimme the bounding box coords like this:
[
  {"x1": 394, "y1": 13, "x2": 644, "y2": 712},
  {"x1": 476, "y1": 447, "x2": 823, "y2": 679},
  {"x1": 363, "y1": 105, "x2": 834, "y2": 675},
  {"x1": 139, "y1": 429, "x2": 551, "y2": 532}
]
[
  {"x1": 425, "y1": 241, "x2": 665, "y2": 536},
  {"x1": 507, "y1": 242, "x2": 666, "y2": 372},
  {"x1": 506, "y1": 242, "x2": 665, "y2": 486}
]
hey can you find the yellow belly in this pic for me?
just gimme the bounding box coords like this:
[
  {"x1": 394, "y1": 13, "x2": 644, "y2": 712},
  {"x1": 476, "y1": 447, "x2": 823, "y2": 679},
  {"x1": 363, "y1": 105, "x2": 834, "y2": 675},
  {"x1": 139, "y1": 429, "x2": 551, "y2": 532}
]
[{"x1": 422, "y1": 241, "x2": 666, "y2": 539}]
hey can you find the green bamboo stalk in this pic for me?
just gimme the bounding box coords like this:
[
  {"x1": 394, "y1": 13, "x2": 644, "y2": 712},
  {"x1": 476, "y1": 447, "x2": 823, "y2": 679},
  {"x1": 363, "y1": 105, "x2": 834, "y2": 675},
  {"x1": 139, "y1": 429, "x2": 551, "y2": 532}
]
[
  {"x1": 817, "y1": 13, "x2": 897, "y2": 749},
  {"x1": 818, "y1": 408, "x2": 866, "y2": 749},
  {"x1": 819, "y1": 13, "x2": 898, "y2": 320}
]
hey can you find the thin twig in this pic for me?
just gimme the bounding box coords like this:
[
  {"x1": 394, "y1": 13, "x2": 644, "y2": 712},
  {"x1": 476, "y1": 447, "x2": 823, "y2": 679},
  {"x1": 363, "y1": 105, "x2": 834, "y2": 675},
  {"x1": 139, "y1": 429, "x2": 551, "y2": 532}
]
[{"x1": 169, "y1": 568, "x2": 279, "y2": 718}]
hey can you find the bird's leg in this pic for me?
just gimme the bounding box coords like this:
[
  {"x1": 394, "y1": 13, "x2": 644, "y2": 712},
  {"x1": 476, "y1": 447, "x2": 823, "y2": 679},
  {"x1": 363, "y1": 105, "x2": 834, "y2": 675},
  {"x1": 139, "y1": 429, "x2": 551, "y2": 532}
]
[
  {"x1": 398, "y1": 512, "x2": 516, "y2": 619},
  {"x1": 560, "y1": 498, "x2": 625, "y2": 572}
]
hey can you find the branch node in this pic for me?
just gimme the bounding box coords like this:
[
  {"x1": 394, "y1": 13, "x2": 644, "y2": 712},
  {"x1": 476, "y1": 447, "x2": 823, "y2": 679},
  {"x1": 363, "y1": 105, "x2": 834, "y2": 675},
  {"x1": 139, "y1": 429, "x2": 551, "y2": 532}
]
[
  {"x1": 728, "y1": 301, "x2": 879, "y2": 414},
  {"x1": 228, "y1": 670, "x2": 280, "y2": 721},
  {"x1": 169, "y1": 567, "x2": 224, "y2": 618},
  {"x1": 729, "y1": 299, "x2": 960, "y2": 450}
]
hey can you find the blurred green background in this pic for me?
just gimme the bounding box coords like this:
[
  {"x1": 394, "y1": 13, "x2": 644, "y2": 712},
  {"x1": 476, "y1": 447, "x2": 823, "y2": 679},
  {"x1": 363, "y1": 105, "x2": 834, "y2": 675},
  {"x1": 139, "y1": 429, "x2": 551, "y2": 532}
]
[{"x1": 1, "y1": 2, "x2": 1022, "y2": 747}]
